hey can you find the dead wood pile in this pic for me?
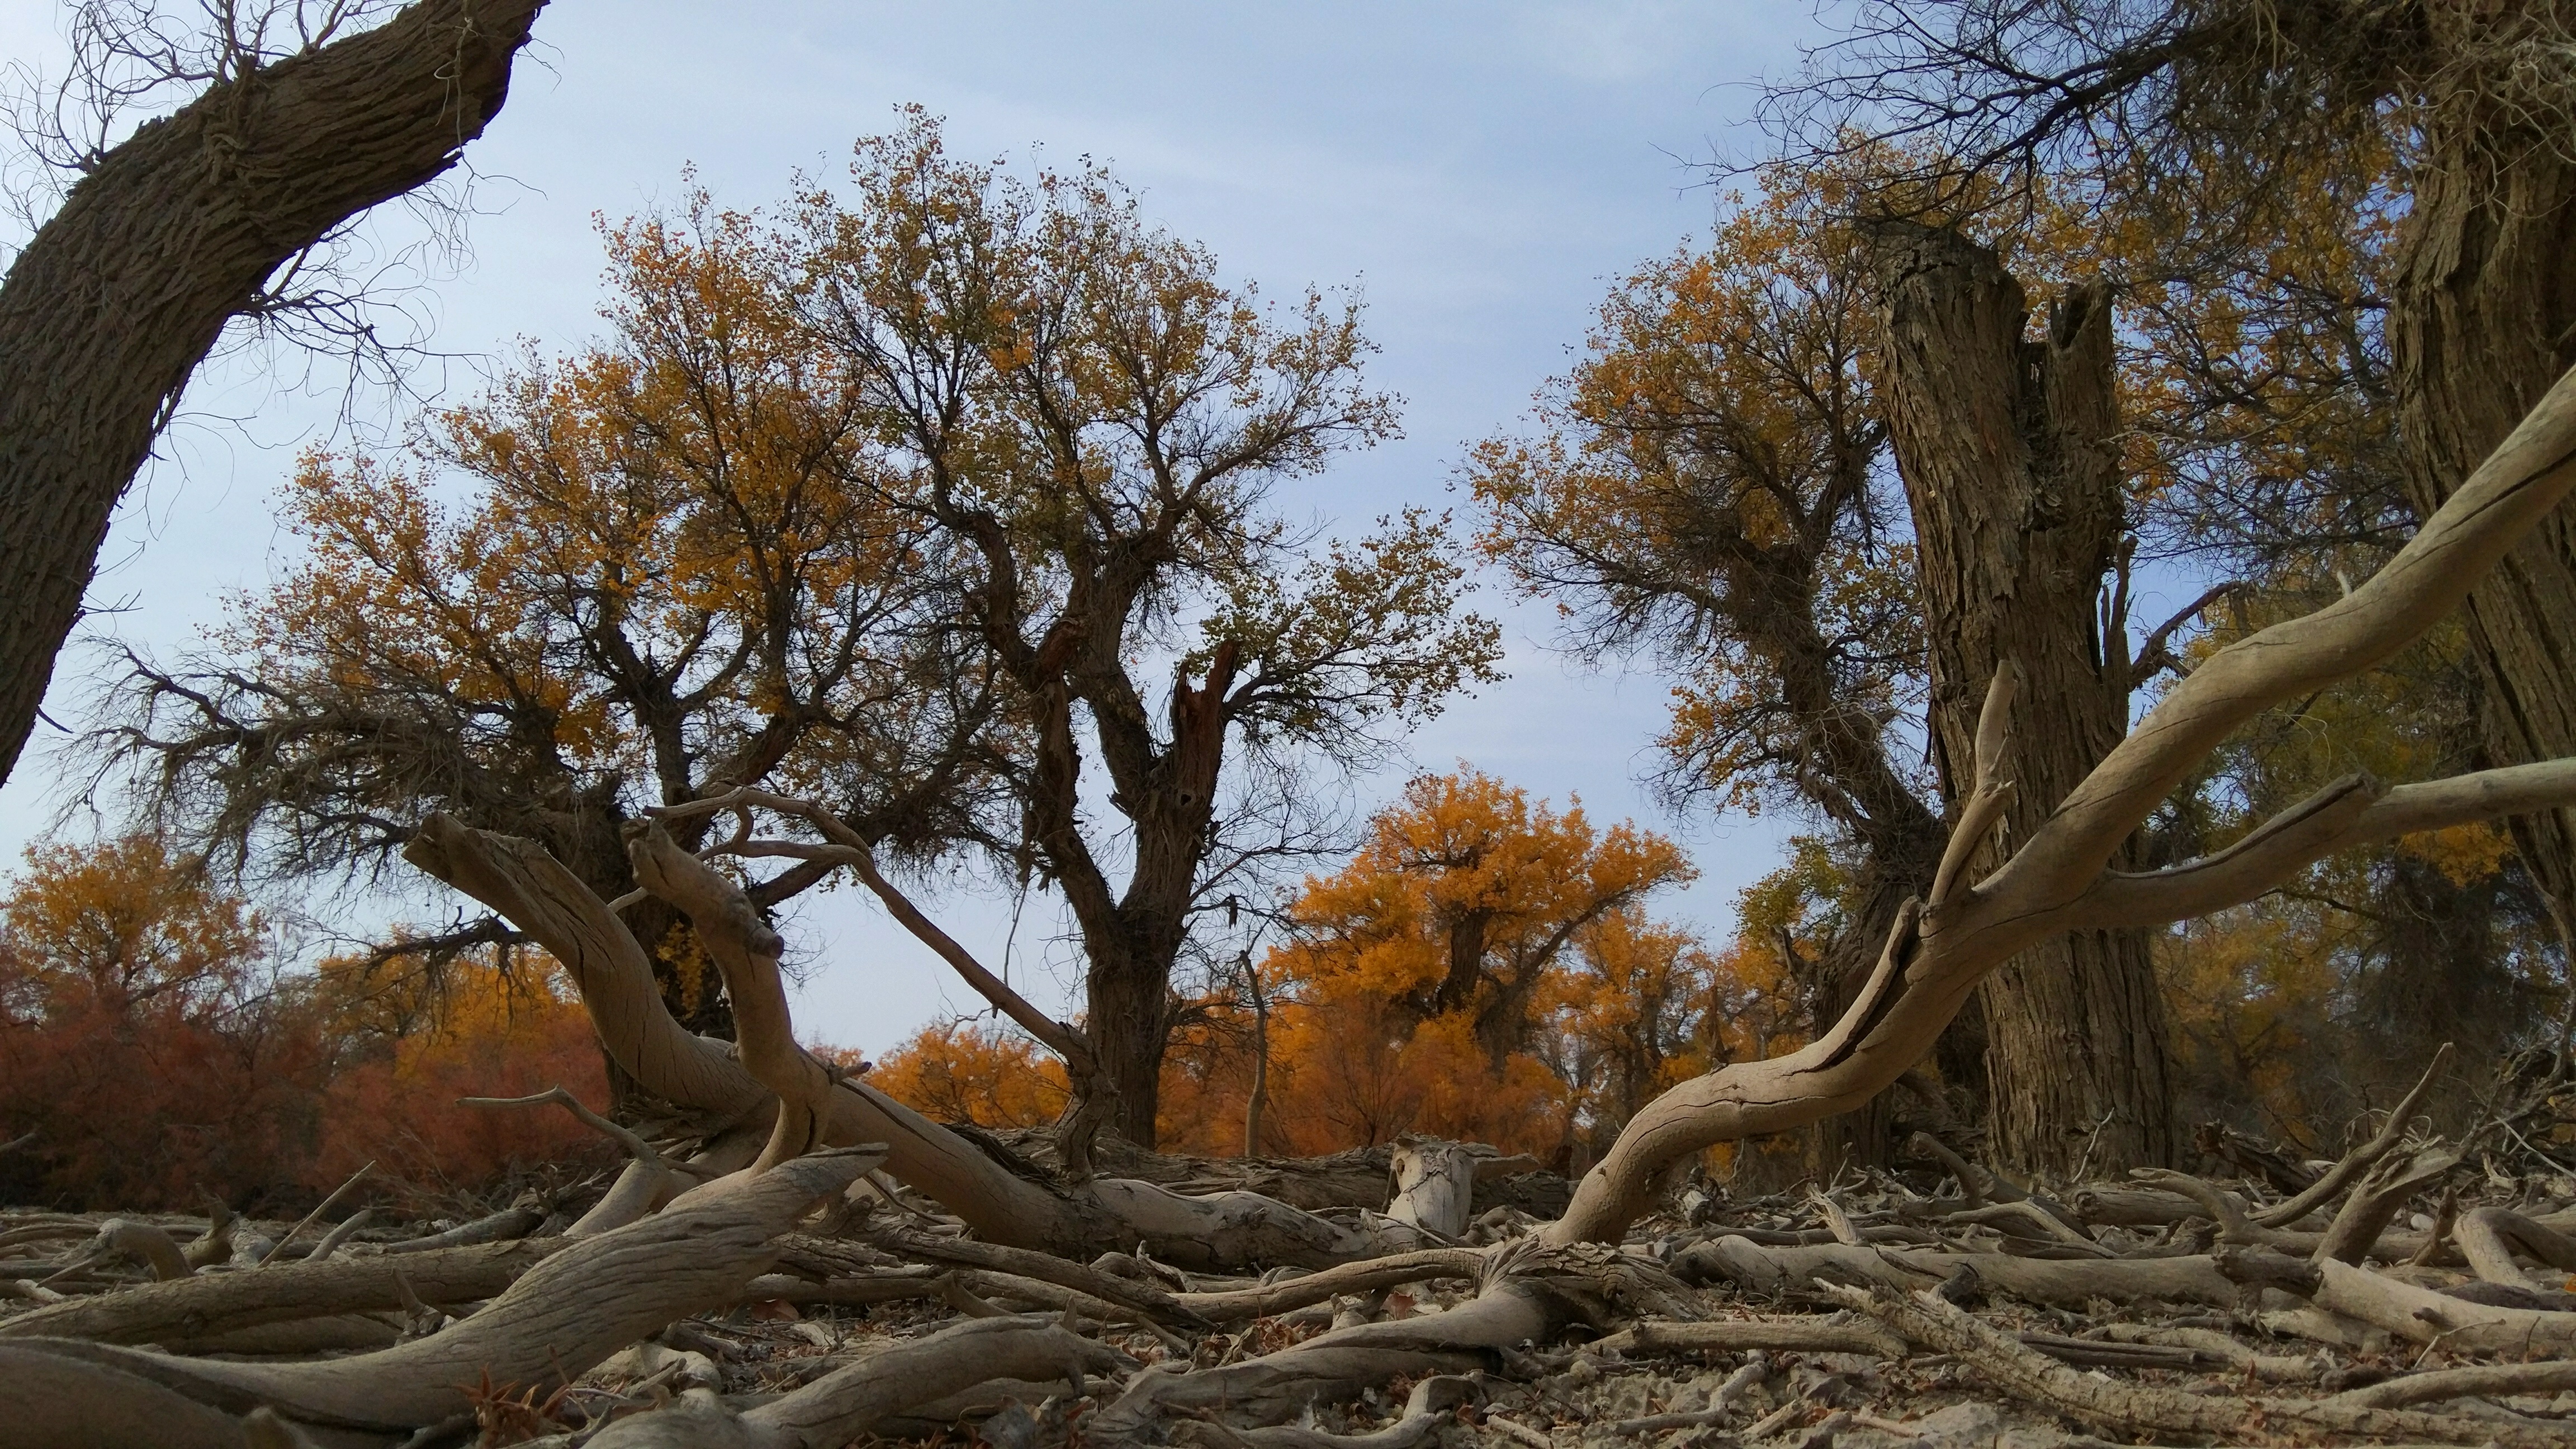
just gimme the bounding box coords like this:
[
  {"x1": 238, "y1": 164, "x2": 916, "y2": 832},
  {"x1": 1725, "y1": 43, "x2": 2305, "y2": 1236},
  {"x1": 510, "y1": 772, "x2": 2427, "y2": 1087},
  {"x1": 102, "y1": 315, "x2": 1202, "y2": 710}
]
[{"x1": 15, "y1": 1070, "x2": 2576, "y2": 1447}]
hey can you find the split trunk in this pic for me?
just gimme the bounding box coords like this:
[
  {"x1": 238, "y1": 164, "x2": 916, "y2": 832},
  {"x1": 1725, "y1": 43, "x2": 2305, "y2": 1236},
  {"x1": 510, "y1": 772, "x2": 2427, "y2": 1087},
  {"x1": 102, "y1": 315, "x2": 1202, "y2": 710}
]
[{"x1": 1868, "y1": 221, "x2": 2179, "y2": 1177}]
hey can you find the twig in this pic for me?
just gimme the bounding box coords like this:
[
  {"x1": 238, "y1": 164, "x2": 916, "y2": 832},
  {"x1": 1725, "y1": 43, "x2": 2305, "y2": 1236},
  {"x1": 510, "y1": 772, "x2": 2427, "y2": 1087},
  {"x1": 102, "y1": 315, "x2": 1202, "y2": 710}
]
[
  {"x1": 258, "y1": 1159, "x2": 373, "y2": 1270},
  {"x1": 460, "y1": 1086, "x2": 663, "y2": 1167}
]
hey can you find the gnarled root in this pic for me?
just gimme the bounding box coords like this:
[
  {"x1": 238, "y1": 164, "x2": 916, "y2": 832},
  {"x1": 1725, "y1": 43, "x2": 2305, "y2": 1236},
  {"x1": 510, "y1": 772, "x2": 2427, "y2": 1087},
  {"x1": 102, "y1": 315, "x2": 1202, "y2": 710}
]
[
  {"x1": 1821, "y1": 1280, "x2": 2566, "y2": 1448},
  {"x1": 407, "y1": 812, "x2": 1437, "y2": 1272},
  {"x1": 1092, "y1": 1239, "x2": 1686, "y2": 1441},
  {"x1": 581, "y1": 1314, "x2": 1131, "y2": 1449}
]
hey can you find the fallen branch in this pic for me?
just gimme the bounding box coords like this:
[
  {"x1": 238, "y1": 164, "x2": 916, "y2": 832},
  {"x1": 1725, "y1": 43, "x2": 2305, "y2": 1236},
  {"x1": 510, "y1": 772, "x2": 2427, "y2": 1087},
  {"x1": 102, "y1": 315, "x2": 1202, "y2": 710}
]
[
  {"x1": 1674, "y1": 1236, "x2": 2238, "y2": 1306},
  {"x1": 2456, "y1": 1205, "x2": 2576, "y2": 1286},
  {"x1": 2327, "y1": 1359, "x2": 2576, "y2": 1409},
  {"x1": 1820, "y1": 1280, "x2": 2566, "y2": 1447},
  {"x1": 1176, "y1": 1248, "x2": 1490, "y2": 1323},
  {"x1": 1, "y1": 1147, "x2": 883, "y2": 1433},
  {"x1": 1592, "y1": 1317, "x2": 1907, "y2": 1358},
  {"x1": 0, "y1": 1239, "x2": 558, "y2": 1346}
]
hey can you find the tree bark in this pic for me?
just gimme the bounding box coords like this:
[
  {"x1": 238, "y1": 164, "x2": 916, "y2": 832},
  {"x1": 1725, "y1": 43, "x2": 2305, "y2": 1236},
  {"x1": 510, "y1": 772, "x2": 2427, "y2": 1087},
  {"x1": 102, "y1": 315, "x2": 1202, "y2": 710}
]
[
  {"x1": 2390, "y1": 109, "x2": 2576, "y2": 935},
  {"x1": 1868, "y1": 221, "x2": 2179, "y2": 1177},
  {"x1": 0, "y1": 0, "x2": 547, "y2": 787}
]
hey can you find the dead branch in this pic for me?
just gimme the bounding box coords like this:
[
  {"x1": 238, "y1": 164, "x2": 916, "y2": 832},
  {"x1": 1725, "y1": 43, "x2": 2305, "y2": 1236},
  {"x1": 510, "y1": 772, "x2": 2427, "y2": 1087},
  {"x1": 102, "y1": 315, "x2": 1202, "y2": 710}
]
[
  {"x1": 2313, "y1": 1144, "x2": 2463, "y2": 1264},
  {"x1": 304, "y1": 1209, "x2": 373, "y2": 1265},
  {"x1": 2328, "y1": 1360, "x2": 2576, "y2": 1409},
  {"x1": 257, "y1": 1159, "x2": 372, "y2": 1271},
  {"x1": 1175, "y1": 1248, "x2": 1489, "y2": 1322},
  {"x1": 378, "y1": 1200, "x2": 543, "y2": 1253},
  {"x1": 2460, "y1": 1204, "x2": 2576, "y2": 1285},
  {"x1": 581, "y1": 1313, "x2": 1133, "y2": 1449},
  {"x1": 1675, "y1": 1236, "x2": 2238, "y2": 1306},
  {"x1": 872, "y1": 1226, "x2": 1210, "y2": 1328},
  {"x1": 1822, "y1": 1281, "x2": 2565, "y2": 1447},
  {"x1": 2255, "y1": 1045, "x2": 2455, "y2": 1229},
  {"x1": 2, "y1": 1147, "x2": 883, "y2": 1434},
  {"x1": 0, "y1": 1239, "x2": 557, "y2": 1346}
]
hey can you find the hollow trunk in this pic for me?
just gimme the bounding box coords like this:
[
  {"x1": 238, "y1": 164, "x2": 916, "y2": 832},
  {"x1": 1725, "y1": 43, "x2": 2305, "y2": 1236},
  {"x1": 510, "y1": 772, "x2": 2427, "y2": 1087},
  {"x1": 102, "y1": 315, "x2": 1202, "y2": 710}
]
[
  {"x1": 2390, "y1": 116, "x2": 2576, "y2": 936},
  {"x1": 0, "y1": 0, "x2": 546, "y2": 787},
  {"x1": 1868, "y1": 221, "x2": 2179, "y2": 1177}
]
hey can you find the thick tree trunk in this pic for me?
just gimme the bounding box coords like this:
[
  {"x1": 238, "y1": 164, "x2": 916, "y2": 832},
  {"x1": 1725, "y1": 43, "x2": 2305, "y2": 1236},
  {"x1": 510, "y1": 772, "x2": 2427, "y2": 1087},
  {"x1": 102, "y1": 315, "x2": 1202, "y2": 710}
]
[
  {"x1": 0, "y1": 0, "x2": 546, "y2": 787},
  {"x1": 2390, "y1": 120, "x2": 2576, "y2": 934},
  {"x1": 1086, "y1": 933, "x2": 1169, "y2": 1147},
  {"x1": 1868, "y1": 221, "x2": 2179, "y2": 1177}
]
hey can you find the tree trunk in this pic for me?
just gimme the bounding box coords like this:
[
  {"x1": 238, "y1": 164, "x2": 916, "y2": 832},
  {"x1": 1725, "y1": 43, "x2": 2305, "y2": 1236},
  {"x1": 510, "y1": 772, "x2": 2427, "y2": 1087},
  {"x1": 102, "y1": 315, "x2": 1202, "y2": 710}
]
[
  {"x1": 2390, "y1": 115, "x2": 2576, "y2": 938},
  {"x1": 1086, "y1": 932, "x2": 1169, "y2": 1146},
  {"x1": 0, "y1": 0, "x2": 546, "y2": 787},
  {"x1": 1868, "y1": 221, "x2": 2179, "y2": 1178}
]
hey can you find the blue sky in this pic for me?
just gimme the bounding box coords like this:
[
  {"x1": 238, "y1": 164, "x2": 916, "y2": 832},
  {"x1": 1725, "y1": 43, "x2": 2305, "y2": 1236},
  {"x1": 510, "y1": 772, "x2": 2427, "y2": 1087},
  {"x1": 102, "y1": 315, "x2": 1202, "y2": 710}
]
[{"x1": 0, "y1": 2, "x2": 1831, "y2": 1050}]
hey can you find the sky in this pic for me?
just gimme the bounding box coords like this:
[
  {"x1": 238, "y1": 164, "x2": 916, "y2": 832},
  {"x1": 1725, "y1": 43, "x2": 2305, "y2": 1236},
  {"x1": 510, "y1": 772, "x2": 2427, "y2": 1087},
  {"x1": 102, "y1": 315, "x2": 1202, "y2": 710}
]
[{"x1": 0, "y1": 1, "x2": 1834, "y2": 1052}]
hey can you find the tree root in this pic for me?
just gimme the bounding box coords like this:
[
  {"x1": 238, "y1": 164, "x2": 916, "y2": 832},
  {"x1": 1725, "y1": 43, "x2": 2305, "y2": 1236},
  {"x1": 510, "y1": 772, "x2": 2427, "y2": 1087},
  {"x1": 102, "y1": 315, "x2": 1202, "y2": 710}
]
[
  {"x1": 1673, "y1": 1235, "x2": 2238, "y2": 1305},
  {"x1": 579, "y1": 1314, "x2": 1131, "y2": 1449},
  {"x1": 1820, "y1": 1279, "x2": 2570, "y2": 1447},
  {"x1": 1174, "y1": 1248, "x2": 1490, "y2": 1322},
  {"x1": 0, "y1": 1147, "x2": 882, "y2": 1433}
]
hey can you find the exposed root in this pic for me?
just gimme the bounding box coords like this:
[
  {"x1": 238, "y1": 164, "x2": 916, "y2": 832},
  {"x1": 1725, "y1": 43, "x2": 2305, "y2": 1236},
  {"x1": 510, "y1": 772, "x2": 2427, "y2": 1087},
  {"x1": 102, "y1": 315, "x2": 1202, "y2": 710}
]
[{"x1": 1821, "y1": 1279, "x2": 2569, "y2": 1447}]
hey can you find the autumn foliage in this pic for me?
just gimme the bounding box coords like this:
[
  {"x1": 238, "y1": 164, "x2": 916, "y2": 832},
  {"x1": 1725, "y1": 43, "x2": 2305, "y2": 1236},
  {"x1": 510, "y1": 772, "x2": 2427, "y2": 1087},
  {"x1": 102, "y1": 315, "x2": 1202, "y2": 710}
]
[
  {"x1": 868, "y1": 768, "x2": 1801, "y2": 1172},
  {"x1": 0, "y1": 837, "x2": 604, "y2": 1211}
]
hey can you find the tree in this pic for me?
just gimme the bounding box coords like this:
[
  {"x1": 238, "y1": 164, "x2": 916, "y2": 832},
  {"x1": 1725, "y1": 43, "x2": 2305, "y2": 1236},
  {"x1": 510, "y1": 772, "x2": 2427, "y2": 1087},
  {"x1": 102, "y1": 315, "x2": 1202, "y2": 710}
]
[
  {"x1": 101, "y1": 191, "x2": 1000, "y2": 1040},
  {"x1": 871, "y1": 1018, "x2": 1069, "y2": 1131},
  {"x1": 0, "y1": 833, "x2": 262, "y2": 1020},
  {"x1": 1467, "y1": 176, "x2": 1955, "y2": 1166},
  {"x1": 0, "y1": 0, "x2": 547, "y2": 788},
  {"x1": 1264, "y1": 768, "x2": 1695, "y2": 1073},
  {"x1": 787, "y1": 115, "x2": 1500, "y2": 1145},
  {"x1": 1775, "y1": 0, "x2": 2576, "y2": 1020},
  {"x1": 1865, "y1": 221, "x2": 2181, "y2": 1173},
  {"x1": 1546, "y1": 362, "x2": 2576, "y2": 1239}
]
